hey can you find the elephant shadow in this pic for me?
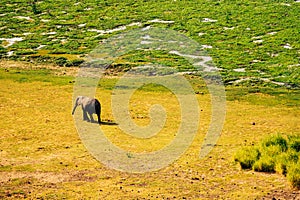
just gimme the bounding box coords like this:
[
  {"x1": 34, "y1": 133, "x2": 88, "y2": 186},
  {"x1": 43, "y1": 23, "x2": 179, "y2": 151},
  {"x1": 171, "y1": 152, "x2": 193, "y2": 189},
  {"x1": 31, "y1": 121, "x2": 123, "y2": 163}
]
[{"x1": 89, "y1": 120, "x2": 118, "y2": 126}]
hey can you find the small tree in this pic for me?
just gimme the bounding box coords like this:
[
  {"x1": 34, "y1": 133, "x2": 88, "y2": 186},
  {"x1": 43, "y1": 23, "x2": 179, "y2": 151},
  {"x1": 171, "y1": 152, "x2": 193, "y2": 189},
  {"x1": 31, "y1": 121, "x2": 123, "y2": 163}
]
[{"x1": 31, "y1": 0, "x2": 41, "y2": 15}]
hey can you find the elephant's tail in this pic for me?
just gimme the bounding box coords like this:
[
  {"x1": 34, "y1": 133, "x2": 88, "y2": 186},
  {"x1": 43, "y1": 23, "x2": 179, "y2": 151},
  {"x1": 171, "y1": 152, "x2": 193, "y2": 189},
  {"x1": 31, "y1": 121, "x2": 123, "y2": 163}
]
[
  {"x1": 94, "y1": 99, "x2": 101, "y2": 123},
  {"x1": 94, "y1": 99, "x2": 101, "y2": 115}
]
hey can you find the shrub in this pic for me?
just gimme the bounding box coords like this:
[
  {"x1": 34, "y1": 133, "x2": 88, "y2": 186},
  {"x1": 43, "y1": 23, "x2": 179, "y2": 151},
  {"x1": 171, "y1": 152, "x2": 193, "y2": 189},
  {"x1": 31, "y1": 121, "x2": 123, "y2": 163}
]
[
  {"x1": 275, "y1": 151, "x2": 297, "y2": 175},
  {"x1": 54, "y1": 57, "x2": 68, "y2": 66},
  {"x1": 31, "y1": 0, "x2": 42, "y2": 15},
  {"x1": 15, "y1": 50, "x2": 38, "y2": 55},
  {"x1": 0, "y1": 46, "x2": 7, "y2": 58},
  {"x1": 259, "y1": 145, "x2": 284, "y2": 157},
  {"x1": 287, "y1": 162, "x2": 300, "y2": 189},
  {"x1": 28, "y1": 55, "x2": 52, "y2": 63},
  {"x1": 286, "y1": 150, "x2": 300, "y2": 163},
  {"x1": 253, "y1": 156, "x2": 275, "y2": 172},
  {"x1": 288, "y1": 136, "x2": 300, "y2": 152},
  {"x1": 49, "y1": 50, "x2": 68, "y2": 54},
  {"x1": 275, "y1": 160, "x2": 288, "y2": 175},
  {"x1": 261, "y1": 134, "x2": 288, "y2": 152},
  {"x1": 235, "y1": 133, "x2": 300, "y2": 189},
  {"x1": 65, "y1": 59, "x2": 85, "y2": 67},
  {"x1": 64, "y1": 40, "x2": 80, "y2": 50},
  {"x1": 234, "y1": 147, "x2": 260, "y2": 169}
]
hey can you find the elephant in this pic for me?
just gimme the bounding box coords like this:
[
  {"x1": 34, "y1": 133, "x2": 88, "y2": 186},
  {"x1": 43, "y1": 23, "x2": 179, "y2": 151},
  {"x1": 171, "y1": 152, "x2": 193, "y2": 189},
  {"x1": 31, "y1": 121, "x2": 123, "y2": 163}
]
[{"x1": 72, "y1": 96, "x2": 101, "y2": 124}]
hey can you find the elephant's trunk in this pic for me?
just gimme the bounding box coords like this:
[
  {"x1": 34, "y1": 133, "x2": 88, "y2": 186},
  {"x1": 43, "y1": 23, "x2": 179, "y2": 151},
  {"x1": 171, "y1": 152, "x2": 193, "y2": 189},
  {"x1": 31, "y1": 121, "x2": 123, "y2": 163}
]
[
  {"x1": 72, "y1": 103, "x2": 77, "y2": 115},
  {"x1": 72, "y1": 98, "x2": 79, "y2": 115}
]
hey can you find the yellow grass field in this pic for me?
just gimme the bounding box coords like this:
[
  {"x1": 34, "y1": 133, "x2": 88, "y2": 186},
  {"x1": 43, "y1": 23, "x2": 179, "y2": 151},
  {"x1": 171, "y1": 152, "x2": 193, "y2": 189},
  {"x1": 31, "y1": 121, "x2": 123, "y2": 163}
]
[{"x1": 0, "y1": 61, "x2": 299, "y2": 199}]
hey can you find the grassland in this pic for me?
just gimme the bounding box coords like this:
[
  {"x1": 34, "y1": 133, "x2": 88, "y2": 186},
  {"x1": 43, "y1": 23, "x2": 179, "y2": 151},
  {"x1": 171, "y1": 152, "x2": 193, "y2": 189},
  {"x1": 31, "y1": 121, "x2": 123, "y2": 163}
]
[
  {"x1": 1, "y1": 0, "x2": 300, "y2": 199},
  {"x1": 0, "y1": 60, "x2": 299, "y2": 199}
]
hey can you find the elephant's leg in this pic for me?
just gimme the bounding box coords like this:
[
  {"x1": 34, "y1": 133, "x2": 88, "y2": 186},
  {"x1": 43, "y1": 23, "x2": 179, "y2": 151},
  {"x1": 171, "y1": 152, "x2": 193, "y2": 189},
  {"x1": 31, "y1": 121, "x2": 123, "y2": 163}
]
[
  {"x1": 88, "y1": 112, "x2": 95, "y2": 122},
  {"x1": 83, "y1": 109, "x2": 89, "y2": 121}
]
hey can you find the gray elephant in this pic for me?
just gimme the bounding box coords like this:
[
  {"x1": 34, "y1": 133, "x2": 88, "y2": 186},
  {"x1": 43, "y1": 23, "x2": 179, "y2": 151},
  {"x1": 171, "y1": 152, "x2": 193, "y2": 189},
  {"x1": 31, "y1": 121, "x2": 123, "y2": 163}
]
[{"x1": 72, "y1": 96, "x2": 101, "y2": 124}]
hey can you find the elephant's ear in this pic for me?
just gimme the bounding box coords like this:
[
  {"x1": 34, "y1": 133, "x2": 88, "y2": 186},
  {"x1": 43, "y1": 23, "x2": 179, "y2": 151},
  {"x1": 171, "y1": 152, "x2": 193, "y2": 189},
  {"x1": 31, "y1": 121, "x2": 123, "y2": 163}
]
[{"x1": 75, "y1": 96, "x2": 82, "y2": 103}]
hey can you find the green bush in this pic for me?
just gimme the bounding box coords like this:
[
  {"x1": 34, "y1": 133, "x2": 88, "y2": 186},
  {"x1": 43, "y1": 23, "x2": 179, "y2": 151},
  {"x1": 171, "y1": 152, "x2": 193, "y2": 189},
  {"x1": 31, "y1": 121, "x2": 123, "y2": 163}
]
[
  {"x1": 288, "y1": 136, "x2": 300, "y2": 152},
  {"x1": 0, "y1": 46, "x2": 7, "y2": 58},
  {"x1": 234, "y1": 147, "x2": 260, "y2": 169},
  {"x1": 275, "y1": 160, "x2": 288, "y2": 175},
  {"x1": 15, "y1": 50, "x2": 38, "y2": 55},
  {"x1": 31, "y1": 0, "x2": 42, "y2": 15},
  {"x1": 49, "y1": 50, "x2": 68, "y2": 55},
  {"x1": 65, "y1": 59, "x2": 85, "y2": 67},
  {"x1": 287, "y1": 162, "x2": 300, "y2": 189},
  {"x1": 275, "y1": 150, "x2": 298, "y2": 175},
  {"x1": 253, "y1": 156, "x2": 275, "y2": 172},
  {"x1": 54, "y1": 57, "x2": 68, "y2": 66},
  {"x1": 234, "y1": 134, "x2": 300, "y2": 189},
  {"x1": 261, "y1": 134, "x2": 288, "y2": 152},
  {"x1": 259, "y1": 145, "x2": 285, "y2": 157}
]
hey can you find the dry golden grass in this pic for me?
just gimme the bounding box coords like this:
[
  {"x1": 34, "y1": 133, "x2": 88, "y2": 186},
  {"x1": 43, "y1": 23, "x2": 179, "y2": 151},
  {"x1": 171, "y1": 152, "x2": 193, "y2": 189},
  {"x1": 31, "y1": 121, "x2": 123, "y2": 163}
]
[{"x1": 0, "y1": 61, "x2": 299, "y2": 199}]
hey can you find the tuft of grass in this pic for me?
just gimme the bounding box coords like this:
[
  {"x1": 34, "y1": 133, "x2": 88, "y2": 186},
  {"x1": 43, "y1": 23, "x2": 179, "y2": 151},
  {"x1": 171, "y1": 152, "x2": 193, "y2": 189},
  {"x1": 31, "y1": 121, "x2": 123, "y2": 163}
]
[
  {"x1": 235, "y1": 133, "x2": 300, "y2": 189},
  {"x1": 234, "y1": 147, "x2": 260, "y2": 169},
  {"x1": 275, "y1": 150, "x2": 299, "y2": 175},
  {"x1": 261, "y1": 134, "x2": 288, "y2": 152},
  {"x1": 253, "y1": 156, "x2": 275, "y2": 173},
  {"x1": 287, "y1": 162, "x2": 300, "y2": 189},
  {"x1": 288, "y1": 135, "x2": 300, "y2": 152}
]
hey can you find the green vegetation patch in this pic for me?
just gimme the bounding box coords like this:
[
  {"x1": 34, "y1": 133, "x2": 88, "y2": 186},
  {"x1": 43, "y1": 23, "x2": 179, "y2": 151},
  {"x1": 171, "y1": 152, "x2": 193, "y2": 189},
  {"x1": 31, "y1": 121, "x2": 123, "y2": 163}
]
[
  {"x1": 234, "y1": 134, "x2": 300, "y2": 189},
  {"x1": 0, "y1": 0, "x2": 299, "y2": 87},
  {"x1": 0, "y1": 67, "x2": 74, "y2": 85}
]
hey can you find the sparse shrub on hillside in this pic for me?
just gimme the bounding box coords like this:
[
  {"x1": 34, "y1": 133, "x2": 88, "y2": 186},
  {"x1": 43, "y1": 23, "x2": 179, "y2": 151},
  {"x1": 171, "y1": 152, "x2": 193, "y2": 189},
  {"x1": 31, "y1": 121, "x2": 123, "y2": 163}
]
[
  {"x1": 31, "y1": 0, "x2": 42, "y2": 15},
  {"x1": 65, "y1": 59, "x2": 85, "y2": 67},
  {"x1": 54, "y1": 57, "x2": 68, "y2": 66},
  {"x1": 0, "y1": 46, "x2": 7, "y2": 58},
  {"x1": 235, "y1": 134, "x2": 300, "y2": 189},
  {"x1": 49, "y1": 50, "x2": 68, "y2": 55},
  {"x1": 15, "y1": 50, "x2": 38, "y2": 55},
  {"x1": 53, "y1": 57, "x2": 84, "y2": 67},
  {"x1": 64, "y1": 41, "x2": 80, "y2": 51}
]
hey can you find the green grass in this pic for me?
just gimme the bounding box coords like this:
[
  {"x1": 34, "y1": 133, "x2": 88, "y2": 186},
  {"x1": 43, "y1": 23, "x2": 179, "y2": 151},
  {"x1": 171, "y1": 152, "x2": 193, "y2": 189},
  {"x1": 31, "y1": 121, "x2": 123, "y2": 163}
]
[
  {"x1": 1, "y1": 60, "x2": 299, "y2": 108},
  {"x1": 1, "y1": 60, "x2": 299, "y2": 109},
  {"x1": 225, "y1": 86, "x2": 300, "y2": 107},
  {"x1": 0, "y1": 0, "x2": 299, "y2": 88},
  {"x1": 0, "y1": 65, "x2": 75, "y2": 85},
  {"x1": 234, "y1": 134, "x2": 300, "y2": 189}
]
